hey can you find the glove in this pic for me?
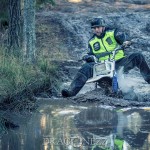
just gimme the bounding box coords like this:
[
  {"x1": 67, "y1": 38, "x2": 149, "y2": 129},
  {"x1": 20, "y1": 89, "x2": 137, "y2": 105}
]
[
  {"x1": 123, "y1": 41, "x2": 132, "y2": 48},
  {"x1": 82, "y1": 55, "x2": 95, "y2": 62}
]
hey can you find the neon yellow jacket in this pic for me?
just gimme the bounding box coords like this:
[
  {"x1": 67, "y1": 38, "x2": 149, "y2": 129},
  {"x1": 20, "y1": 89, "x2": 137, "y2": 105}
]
[
  {"x1": 89, "y1": 30, "x2": 125, "y2": 61},
  {"x1": 91, "y1": 138, "x2": 124, "y2": 150}
]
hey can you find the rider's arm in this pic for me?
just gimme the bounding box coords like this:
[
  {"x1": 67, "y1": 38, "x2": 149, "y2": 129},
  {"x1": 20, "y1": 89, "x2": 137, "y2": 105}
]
[
  {"x1": 114, "y1": 28, "x2": 132, "y2": 48},
  {"x1": 87, "y1": 44, "x2": 94, "y2": 55},
  {"x1": 82, "y1": 44, "x2": 95, "y2": 62},
  {"x1": 114, "y1": 28, "x2": 126, "y2": 45}
]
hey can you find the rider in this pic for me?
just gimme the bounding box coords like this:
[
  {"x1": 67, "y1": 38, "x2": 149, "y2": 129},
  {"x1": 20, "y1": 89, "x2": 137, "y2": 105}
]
[
  {"x1": 74, "y1": 107, "x2": 150, "y2": 150},
  {"x1": 61, "y1": 17, "x2": 150, "y2": 97}
]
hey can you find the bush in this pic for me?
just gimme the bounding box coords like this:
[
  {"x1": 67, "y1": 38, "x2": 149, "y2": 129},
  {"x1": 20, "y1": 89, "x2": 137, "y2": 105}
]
[{"x1": 0, "y1": 47, "x2": 60, "y2": 101}]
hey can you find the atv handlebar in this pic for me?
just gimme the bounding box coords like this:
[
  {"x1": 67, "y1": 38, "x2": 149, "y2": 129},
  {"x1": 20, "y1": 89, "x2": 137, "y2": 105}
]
[
  {"x1": 80, "y1": 42, "x2": 130, "y2": 62},
  {"x1": 111, "y1": 45, "x2": 124, "y2": 60}
]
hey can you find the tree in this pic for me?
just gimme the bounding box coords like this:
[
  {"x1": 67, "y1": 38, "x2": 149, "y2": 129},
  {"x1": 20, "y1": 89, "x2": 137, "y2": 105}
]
[
  {"x1": 8, "y1": 0, "x2": 21, "y2": 55},
  {"x1": 23, "y1": 0, "x2": 36, "y2": 63},
  {"x1": 0, "y1": 0, "x2": 9, "y2": 31}
]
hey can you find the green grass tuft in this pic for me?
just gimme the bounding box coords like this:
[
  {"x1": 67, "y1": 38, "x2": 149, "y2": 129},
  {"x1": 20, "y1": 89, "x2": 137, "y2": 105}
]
[{"x1": 0, "y1": 47, "x2": 60, "y2": 101}]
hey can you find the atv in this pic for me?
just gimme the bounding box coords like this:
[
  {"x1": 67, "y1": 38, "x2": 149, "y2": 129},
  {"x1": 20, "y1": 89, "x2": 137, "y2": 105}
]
[
  {"x1": 85, "y1": 44, "x2": 138, "y2": 100},
  {"x1": 86, "y1": 45, "x2": 124, "y2": 93}
]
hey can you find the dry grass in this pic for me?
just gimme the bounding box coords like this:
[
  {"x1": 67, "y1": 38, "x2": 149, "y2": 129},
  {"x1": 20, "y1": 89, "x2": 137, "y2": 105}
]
[{"x1": 0, "y1": 47, "x2": 61, "y2": 101}]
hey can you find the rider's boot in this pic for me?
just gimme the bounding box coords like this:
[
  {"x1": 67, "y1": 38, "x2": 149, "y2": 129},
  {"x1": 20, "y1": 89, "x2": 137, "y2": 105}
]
[{"x1": 61, "y1": 72, "x2": 87, "y2": 97}]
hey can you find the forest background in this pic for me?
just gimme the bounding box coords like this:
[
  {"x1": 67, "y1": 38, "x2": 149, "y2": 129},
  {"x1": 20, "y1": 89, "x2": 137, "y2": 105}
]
[{"x1": 0, "y1": 0, "x2": 61, "y2": 104}]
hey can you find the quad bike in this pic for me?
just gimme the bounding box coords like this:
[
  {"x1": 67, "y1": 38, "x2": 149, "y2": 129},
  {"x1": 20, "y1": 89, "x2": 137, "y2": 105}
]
[
  {"x1": 86, "y1": 45, "x2": 124, "y2": 94},
  {"x1": 85, "y1": 44, "x2": 138, "y2": 100}
]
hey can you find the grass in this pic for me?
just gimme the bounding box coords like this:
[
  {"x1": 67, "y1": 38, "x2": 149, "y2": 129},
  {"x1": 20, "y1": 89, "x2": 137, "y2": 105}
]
[
  {"x1": 0, "y1": 47, "x2": 61, "y2": 102},
  {"x1": 0, "y1": 2, "x2": 70, "y2": 102}
]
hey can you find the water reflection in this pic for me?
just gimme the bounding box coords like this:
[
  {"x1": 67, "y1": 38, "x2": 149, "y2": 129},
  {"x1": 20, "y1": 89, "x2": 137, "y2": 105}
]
[
  {"x1": 0, "y1": 117, "x2": 19, "y2": 134},
  {"x1": 0, "y1": 105, "x2": 150, "y2": 150},
  {"x1": 74, "y1": 107, "x2": 150, "y2": 150}
]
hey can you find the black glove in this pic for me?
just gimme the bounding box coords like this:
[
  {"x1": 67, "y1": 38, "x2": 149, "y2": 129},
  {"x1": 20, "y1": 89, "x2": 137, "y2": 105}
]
[{"x1": 82, "y1": 55, "x2": 95, "y2": 62}]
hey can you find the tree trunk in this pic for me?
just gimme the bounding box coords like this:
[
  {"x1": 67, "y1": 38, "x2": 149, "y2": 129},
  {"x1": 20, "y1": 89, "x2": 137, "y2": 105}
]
[
  {"x1": 23, "y1": 0, "x2": 36, "y2": 63},
  {"x1": 8, "y1": 0, "x2": 21, "y2": 55}
]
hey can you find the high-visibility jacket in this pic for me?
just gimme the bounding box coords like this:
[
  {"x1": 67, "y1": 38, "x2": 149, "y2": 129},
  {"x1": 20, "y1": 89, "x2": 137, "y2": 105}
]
[
  {"x1": 91, "y1": 138, "x2": 124, "y2": 150},
  {"x1": 89, "y1": 30, "x2": 125, "y2": 61}
]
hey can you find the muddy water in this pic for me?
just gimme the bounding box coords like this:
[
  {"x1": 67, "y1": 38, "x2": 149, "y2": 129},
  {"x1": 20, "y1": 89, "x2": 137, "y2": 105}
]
[{"x1": 0, "y1": 104, "x2": 150, "y2": 150}]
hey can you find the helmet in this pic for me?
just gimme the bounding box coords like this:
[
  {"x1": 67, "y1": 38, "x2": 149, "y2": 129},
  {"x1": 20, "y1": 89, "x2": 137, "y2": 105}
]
[{"x1": 91, "y1": 17, "x2": 106, "y2": 28}]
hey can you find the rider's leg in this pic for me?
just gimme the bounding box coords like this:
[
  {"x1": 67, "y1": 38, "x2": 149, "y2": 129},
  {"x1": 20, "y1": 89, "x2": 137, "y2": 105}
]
[
  {"x1": 61, "y1": 63, "x2": 94, "y2": 97},
  {"x1": 116, "y1": 53, "x2": 150, "y2": 84}
]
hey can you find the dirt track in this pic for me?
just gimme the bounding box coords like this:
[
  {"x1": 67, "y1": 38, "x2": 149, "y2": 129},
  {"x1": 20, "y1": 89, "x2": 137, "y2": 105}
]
[{"x1": 36, "y1": 0, "x2": 150, "y2": 107}]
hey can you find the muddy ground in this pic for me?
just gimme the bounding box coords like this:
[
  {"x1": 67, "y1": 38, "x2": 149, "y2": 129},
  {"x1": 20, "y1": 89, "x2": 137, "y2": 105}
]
[{"x1": 35, "y1": 0, "x2": 150, "y2": 107}]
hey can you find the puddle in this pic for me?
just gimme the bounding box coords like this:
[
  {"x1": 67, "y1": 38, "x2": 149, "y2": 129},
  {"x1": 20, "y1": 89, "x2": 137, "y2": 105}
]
[{"x1": 0, "y1": 104, "x2": 150, "y2": 150}]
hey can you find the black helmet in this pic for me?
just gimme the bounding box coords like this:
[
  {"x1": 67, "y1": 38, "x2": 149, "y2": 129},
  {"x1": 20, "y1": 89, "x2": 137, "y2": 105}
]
[{"x1": 91, "y1": 17, "x2": 105, "y2": 28}]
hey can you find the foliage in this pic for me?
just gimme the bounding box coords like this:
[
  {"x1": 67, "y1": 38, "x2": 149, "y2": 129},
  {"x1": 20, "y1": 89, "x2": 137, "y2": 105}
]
[
  {"x1": 0, "y1": 47, "x2": 60, "y2": 100},
  {"x1": 0, "y1": 0, "x2": 55, "y2": 31}
]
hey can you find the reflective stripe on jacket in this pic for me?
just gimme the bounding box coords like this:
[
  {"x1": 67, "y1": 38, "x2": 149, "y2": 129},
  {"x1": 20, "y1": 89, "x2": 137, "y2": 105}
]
[{"x1": 89, "y1": 30, "x2": 125, "y2": 61}]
